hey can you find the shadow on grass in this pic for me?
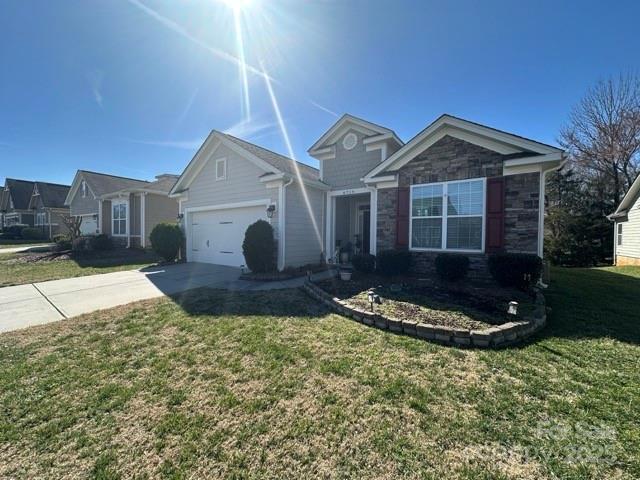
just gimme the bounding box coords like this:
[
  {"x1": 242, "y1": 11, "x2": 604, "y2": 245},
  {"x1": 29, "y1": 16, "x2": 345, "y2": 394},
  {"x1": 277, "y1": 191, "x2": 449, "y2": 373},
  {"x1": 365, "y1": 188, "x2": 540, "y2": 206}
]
[
  {"x1": 541, "y1": 267, "x2": 640, "y2": 344},
  {"x1": 72, "y1": 250, "x2": 159, "y2": 269},
  {"x1": 170, "y1": 287, "x2": 329, "y2": 318}
]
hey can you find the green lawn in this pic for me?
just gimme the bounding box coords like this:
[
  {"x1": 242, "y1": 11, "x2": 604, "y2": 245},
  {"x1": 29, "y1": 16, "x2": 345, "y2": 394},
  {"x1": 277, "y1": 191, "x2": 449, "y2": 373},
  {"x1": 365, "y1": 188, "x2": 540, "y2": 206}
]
[
  {"x1": 0, "y1": 267, "x2": 638, "y2": 479},
  {"x1": 0, "y1": 250, "x2": 159, "y2": 287}
]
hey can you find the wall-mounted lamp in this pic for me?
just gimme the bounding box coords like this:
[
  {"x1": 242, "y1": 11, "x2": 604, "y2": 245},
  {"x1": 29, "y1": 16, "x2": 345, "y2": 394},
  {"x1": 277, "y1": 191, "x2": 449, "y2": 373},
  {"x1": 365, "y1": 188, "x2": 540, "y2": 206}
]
[
  {"x1": 176, "y1": 213, "x2": 184, "y2": 221},
  {"x1": 266, "y1": 204, "x2": 276, "y2": 219}
]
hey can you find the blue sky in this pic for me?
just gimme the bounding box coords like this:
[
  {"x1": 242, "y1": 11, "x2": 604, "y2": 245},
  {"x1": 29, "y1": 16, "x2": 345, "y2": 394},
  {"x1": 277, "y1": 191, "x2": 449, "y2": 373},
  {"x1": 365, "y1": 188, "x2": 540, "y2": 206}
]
[{"x1": 1, "y1": 0, "x2": 639, "y2": 186}]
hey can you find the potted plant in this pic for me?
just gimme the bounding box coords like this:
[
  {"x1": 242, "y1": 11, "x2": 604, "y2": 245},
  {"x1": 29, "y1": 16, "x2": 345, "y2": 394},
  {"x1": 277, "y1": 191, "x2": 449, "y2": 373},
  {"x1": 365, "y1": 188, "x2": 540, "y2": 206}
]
[
  {"x1": 340, "y1": 241, "x2": 353, "y2": 264},
  {"x1": 339, "y1": 268, "x2": 353, "y2": 281}
]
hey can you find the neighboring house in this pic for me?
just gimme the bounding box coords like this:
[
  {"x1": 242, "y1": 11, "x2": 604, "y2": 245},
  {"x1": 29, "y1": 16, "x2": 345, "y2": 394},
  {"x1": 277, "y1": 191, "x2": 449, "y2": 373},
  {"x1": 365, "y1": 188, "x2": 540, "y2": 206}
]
[
  {"x1": 0, "y1": 178, "x2": 36, "y2": 228},
  {"x1": 170, "y1": 114, "x2": 566, "y2": 274},
  {"x1": 28, "y1": 181, "x2": 71, "y2": 239},
  {"x1": 608, "y1": 174, "x2": 640, "y2": 266},
  {"x1": 65, "y1": 170, "x2": 179, "y2": 247}
]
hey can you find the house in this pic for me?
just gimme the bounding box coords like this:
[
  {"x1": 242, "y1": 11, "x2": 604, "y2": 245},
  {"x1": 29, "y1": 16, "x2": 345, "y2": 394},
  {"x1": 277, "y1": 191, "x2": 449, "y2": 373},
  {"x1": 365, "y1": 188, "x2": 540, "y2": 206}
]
[
  {"x1": 65, "y1": 170, "x2": 180, "y2": 247},
  {"x1": 608, "y1": 174, "x2": 640, "y2": 266},
  {"x1": 1, "y1": 178, "x2": 36, "y2": 228},
  {"x1": 170, "y1": 114, "x2": 566, "y2": 274},
  {"x1": 28, "y1": 181, "x2": 71, "y2": 239}
]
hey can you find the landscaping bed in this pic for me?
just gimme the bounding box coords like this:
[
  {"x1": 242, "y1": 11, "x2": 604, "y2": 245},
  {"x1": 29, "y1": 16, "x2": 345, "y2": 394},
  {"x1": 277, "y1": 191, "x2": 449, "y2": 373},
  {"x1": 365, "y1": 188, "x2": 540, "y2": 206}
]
[
  {"x1": 239, "y1": 263, "x2": 328, "y2": 281},
  {"x1": 0, "y1": 249, "x2": 160, "y2": 287},
  {"x1": 315, "y1": 273, "x2": 535, "y2": 331}
]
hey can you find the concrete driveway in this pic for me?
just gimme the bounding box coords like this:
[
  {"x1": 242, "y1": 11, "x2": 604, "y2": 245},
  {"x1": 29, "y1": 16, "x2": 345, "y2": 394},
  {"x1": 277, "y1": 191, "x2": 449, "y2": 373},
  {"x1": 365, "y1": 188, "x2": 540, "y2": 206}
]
[{"x1": 0, "y1": 263, "x2": 329, "y2": 334}]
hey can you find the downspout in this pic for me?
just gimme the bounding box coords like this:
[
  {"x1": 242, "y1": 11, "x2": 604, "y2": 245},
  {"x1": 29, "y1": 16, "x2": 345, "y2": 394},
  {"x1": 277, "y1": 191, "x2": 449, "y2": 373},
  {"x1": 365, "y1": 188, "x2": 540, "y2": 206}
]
[
  {"x1": 279, "y1": 177, "x2": 293, "y2": 271},
  {"x1": 48, "y1": 210, "x2": 52, "y2": 240}
]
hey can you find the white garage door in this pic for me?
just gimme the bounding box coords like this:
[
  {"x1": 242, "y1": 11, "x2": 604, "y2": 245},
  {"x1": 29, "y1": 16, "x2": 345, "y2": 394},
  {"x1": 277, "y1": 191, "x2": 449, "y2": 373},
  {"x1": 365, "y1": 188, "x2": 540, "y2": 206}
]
[
  {"x1": 189, "y1": 205, "x2": 267, "y2": 267},
  {"x1": 79, "y1": 216, "x2": 97, "y2": 235}
]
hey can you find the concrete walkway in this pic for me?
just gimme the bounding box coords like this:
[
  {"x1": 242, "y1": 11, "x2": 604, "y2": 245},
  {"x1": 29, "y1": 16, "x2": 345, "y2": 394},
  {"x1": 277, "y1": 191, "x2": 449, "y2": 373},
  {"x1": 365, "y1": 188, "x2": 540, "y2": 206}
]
[
  {"x1": 0, "y1": 244, "x2": 54, "y2": 254},
  {"x1": 0, "y1": 263, "x2": 333, "y2": 333}
]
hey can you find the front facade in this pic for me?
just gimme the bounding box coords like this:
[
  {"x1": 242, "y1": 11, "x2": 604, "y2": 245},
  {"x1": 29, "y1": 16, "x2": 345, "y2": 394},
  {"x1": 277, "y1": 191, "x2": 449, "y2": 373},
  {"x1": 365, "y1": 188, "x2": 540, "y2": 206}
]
[
  {"x1": 172, "y1": 114, "x2": 564, "y2": 273},
  {"x1": 65, "y1": 170, "x2": 179, "y2": 248},
  {"x1": 609, "y1": 175, "x2": 640, "y2": 266},
  {"x1": 1, "y1": 179, "x2": 36, "y2": 228},
  {"x1": 28, "y1": 181, "x2": 71, "y2": 239}
]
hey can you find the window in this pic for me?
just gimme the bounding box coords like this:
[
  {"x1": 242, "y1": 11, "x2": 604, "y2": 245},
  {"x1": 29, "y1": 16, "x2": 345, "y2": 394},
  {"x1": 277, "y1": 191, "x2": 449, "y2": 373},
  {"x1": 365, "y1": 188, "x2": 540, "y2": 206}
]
[
  {"x1": 36, "y1": 212, "x2": 47, "y2": 225},
  {"x1": 112, "y1": 201, "x2": 127, "y2": 236},
  {"x1": 617, "y1": 223, "x2": 623, "y2": 246},
  {"x1": 410, "y1": 178, "x2": 485, "y2": 252},
  {"x1": 81, "y1": 180, "x2": 87, "y2": 198},
  {"x1": 215, "y1": 158, "x2": 227, "y2": 181}
]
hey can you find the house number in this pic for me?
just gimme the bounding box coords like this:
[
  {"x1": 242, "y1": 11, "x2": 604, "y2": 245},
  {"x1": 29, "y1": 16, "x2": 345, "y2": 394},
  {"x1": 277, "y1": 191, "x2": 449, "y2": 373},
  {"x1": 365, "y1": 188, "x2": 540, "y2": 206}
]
[{"x1": 339, "y1": 189, "x2": 357, "y2": 195}]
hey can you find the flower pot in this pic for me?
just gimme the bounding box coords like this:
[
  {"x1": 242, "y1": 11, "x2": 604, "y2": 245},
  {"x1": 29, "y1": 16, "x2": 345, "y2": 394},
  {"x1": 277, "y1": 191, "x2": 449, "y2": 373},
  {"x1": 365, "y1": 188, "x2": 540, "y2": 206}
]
[{"x1": 340, "y1": 270, "x2": 352, "y2": 281}]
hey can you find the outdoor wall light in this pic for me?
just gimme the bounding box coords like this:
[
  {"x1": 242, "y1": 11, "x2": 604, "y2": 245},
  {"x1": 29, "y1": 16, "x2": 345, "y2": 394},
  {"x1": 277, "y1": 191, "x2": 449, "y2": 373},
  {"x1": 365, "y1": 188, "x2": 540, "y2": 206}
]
[
  {"x1": 508, "y1": 301, "x2": 519, "y2": 316},
  {"x1": 176, "y1": 213, "x2": 184, "y2": 221},
  {"x1": 266, "y1": 204, "x2": 276, "y2": 218}
]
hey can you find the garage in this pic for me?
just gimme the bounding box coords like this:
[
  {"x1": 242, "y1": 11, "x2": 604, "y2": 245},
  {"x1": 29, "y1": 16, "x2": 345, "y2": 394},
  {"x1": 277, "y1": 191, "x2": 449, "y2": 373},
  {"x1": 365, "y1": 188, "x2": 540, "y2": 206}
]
[
  {"x1": 79, "y1": 216, "x2": 98, "y2": 235},
  {"x1": 188, "y1": 205, "x2": 267, "y2": 267}
]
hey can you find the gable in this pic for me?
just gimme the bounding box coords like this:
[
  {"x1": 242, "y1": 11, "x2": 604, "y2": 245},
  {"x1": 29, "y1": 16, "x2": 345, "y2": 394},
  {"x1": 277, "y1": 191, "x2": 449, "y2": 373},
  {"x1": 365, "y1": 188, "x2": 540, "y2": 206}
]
[
  {"x1": 308, "y1": 114, "x2": 402, "y2": 156},
  {"x1": 365, "y1": 114, "x2": 563, "y2": 180}
]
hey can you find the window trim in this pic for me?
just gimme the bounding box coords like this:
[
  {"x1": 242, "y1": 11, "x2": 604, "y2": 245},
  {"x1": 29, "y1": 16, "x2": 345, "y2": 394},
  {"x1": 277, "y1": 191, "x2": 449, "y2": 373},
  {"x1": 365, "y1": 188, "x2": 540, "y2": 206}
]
[
  {"x1": 409, "y1": 177, "x2": 486, "y2": 254},
  {"x1": 112, "y1": 199, "x2": 128, "y2": 237},
  {"x1": 215, "y1": 157, "x2": 227, "y2": 181},
  {"x1": 617, "y1": 223, "x2": 623, "y2": 246}
]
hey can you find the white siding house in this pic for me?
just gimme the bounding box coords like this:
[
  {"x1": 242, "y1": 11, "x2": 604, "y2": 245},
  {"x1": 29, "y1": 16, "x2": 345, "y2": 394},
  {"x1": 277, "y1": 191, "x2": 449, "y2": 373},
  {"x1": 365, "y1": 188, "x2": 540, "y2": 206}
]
[{"x1": 610, "y1": 175, "x2": 640, "y2": 266}]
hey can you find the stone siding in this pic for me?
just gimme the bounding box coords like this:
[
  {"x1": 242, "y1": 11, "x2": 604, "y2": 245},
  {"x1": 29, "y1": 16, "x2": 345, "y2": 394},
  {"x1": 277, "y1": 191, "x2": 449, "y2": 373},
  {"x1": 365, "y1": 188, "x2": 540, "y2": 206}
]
[
  {"x1": 375, "y1": 135, "x2": 541, "y2": 275},
  {"x1": 504, "y1": 172, "x2": 539, "y2": 253}
]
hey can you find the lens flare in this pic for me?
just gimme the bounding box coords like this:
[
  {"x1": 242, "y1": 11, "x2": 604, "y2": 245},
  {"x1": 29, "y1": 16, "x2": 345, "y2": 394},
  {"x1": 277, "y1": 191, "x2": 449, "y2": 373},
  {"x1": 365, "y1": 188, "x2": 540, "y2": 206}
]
[
  {"x1": 260, "y1": 61, "x2": 323, "y2": 250},
  {"x1": 233, "y1": 7, "x2": 251, "y2": 120}
]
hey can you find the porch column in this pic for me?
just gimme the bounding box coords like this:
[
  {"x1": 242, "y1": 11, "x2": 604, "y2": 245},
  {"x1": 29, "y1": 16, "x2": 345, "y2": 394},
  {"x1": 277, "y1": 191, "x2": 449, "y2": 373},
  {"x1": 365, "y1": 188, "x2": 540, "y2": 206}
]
[
  {"x1": 97, "y1": 200, "x2": 102, "y2": 234},
  {"x1": 140, "y1": 193, "x2": 146, "y2": 248},
  {"x1": 369, "y1": 188, "x2": 378, "y2": 255}
]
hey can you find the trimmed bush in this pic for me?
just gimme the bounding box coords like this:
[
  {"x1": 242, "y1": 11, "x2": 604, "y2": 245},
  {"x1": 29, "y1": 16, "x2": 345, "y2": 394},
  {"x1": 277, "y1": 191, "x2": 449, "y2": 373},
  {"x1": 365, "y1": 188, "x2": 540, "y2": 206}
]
[
  {"x1": 72, "y1": 236, "x2": 91, "y2": 251},
  {"x1": 150, "y1": 223, "x2": 183, "y2": 262},
  {"x1": 435, "y1": 253, "x2": 470, "y2": 282},
  {"x1": 21, "y1": 227, "x2": 43, "y2": 240},
  {"x1": 242, "y1": 220, "x2": 277, "y2": 273},
  {"x1": 351, "y1": 253, "x2": 376, "y2": 274},
  {"x1": 53, "y1": 234, "x2": 72, "y2": 252},
  {"x1": 2, "y1": 225, "x2": 25, "y2": 239},
  {"x1": 376, "y1": 249, "x2": 411, "y2": 277},
  {"x1": 90, "y1": 234, "x2": 113, "y2": 251},
  {"x1": 488, "y1": 253, "x2": 543, "y2": 291}
]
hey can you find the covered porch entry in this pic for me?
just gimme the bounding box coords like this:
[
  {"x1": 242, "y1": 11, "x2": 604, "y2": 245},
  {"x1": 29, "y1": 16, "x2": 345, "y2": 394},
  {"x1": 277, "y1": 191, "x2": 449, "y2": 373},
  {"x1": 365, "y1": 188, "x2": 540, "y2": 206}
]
[{"x1": 325, "y1": 188, "x2": 377, "y2": 264}]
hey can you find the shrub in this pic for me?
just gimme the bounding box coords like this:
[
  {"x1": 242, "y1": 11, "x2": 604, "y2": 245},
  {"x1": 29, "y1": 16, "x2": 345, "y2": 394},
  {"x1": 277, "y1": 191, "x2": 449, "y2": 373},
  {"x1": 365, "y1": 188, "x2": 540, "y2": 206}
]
[
  {"x1": 2, "y1": 225, "x2": 25, "y2": 239},
  {"x1": 72, "y1": 236, "x2": 91, "y2": 251},
  {"x1": 488, "y1": 253, "x2": 543, "y2": 291},
  {"x1": 351, "y1": 253, "x2": 376, "y2": 274},
  {"x1": 150, "y1": 223, "x2": 183, "y2": 262},
  {"x1": 21, "y1": 227, "x2": 43, "y2": 240},
  {"x1": 376, "y1": 249, "x2": 411, "y2": 277},
  {"x1": 53, "y1": 234, "x2": 72, "y2": 252},
  {"x1": 435, "y1": 253, "x2": 470, "y2": 282},
  {"x1": 242, "y1": 220, "x2": 277, "y2": 273},
  {"x1": 90, "y1": 234, "x2": 113, "y2": 251}
]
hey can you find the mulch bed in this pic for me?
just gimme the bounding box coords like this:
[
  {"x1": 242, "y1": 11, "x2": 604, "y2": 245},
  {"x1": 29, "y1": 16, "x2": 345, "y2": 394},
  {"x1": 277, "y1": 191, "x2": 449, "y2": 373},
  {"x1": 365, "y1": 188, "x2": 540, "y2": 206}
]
[
  {"x1": 316, "y1": 273, "x2": 535, "y2": 331},
  {"x1": 240, "y1": 264, "x2": 328, "y2": 282}
]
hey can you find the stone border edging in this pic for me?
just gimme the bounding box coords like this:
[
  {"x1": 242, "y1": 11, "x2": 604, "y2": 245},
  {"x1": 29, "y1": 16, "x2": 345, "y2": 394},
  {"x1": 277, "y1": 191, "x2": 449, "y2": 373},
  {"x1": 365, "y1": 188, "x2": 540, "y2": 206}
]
[{"x1": 302, "y1": 281, "x2": 546, "y2": 348}]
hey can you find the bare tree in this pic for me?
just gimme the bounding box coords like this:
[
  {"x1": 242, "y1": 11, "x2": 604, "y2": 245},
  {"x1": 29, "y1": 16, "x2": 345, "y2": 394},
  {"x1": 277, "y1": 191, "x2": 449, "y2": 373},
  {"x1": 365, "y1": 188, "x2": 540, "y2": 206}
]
[
  {"x1": 61, "y1": 215, "x2": 82, "y2": 240},
  {"x1": 560, "y1": 73, "x2": 640, "y2": 205}
]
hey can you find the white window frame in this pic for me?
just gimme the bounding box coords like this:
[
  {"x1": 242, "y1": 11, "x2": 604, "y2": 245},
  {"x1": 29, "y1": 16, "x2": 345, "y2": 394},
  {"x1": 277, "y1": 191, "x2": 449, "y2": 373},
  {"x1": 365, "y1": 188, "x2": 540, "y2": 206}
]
[
  {"x1": 81, "y1": 180, "x2": 87, "y2": 198},
  {"x1": 36, "y1": 212, "x2": 47, "y2": 226},
  {"x1": 215, "y1": 158, "x2": 227, "y2": 181},
  {"x1": 409, "y1": 177, "x2": 486, "y2": 254},
  {"x1": 617, "y1": 223, "x2": 623, "y2": 246},
  {"x1": 112, "y1": 199, "x2": 128, "y2": 237}
]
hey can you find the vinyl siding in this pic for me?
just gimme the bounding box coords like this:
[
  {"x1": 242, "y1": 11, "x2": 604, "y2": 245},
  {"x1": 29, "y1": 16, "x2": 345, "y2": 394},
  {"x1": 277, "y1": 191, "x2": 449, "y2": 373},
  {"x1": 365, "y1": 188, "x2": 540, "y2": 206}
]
[
  {"x1": 144, "y1": 193, "x2": 179, "y2": 245},
  {"x1": 130, "y1": 194, "x2": 141, "y2": 237},
  {"x1": 617, "y1": 194, "x2": 640, "y2": 260},
  {"x1": 284, "y1": 181, "x2": 324, "y2": 267},
  {"x1": 101, "y1": 200, "x2": 112, "y2": 235},
  {"x1": 69, "y1": 183, "x2": 99, "y2": 216},
  {"x1": 322, "y1": 129, "x2": 383, "y2": 190},
  {"x1": 181, "y1": 143, "x2": 280, "y2": 237}
]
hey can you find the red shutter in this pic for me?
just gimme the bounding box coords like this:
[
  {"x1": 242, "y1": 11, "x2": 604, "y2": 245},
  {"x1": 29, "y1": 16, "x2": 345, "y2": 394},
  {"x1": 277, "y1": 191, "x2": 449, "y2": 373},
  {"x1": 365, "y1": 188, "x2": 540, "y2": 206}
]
[
  {"x1": 396, "y1": 187, "x2": 410, "y2": 248},
  {"x1": 485, "y1": 176, "x2": 505, "y2": 253}
]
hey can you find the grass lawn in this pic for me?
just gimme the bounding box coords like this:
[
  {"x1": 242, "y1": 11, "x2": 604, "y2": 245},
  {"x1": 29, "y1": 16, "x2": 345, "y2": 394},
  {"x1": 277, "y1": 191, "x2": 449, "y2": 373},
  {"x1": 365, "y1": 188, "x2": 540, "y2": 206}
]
[
  {"x1": 0, "y1": 250, "x2": 159, "y2": 287},
  {"x1": 0, "y1": 267, "x2": 638, "y2": 479}
]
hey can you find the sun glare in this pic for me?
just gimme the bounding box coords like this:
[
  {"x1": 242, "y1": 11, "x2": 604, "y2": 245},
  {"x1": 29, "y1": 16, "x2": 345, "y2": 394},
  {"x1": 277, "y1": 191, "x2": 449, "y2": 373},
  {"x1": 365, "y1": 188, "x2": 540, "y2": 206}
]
[{"x1": 221, "y1": 0, "x2": 252, "y2": 10}]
